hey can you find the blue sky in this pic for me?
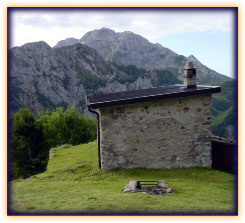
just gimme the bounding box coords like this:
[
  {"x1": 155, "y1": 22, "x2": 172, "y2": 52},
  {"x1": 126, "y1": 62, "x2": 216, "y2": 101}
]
[
  {"x1": 10, "y1": 8, "x2": 235, "y2": 78},
  {"x1": 156, "y1": 31, "x2": 233, "y2": 77}
]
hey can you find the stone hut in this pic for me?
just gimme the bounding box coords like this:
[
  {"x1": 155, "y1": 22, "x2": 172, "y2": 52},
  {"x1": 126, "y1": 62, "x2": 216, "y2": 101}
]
[{"x1": 87, "y1": 62, "x2": 220, "y2": 170}]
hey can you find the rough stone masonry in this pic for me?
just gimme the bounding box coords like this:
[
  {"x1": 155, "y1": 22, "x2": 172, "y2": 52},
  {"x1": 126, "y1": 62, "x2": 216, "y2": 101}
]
[{"x1": 99, "y1": 94, "x2": 212, "y2": 170}]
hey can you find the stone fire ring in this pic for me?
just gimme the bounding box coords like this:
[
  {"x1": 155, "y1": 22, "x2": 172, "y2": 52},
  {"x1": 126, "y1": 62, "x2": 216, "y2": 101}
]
[{"x1": 122, "y1": 180, "x2": 176, "y2": 195}]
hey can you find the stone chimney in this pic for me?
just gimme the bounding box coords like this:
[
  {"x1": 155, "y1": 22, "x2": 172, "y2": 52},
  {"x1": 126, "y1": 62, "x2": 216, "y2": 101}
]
[{"x1": 183, "y1": 61, "x2": 196, "y2": 88}]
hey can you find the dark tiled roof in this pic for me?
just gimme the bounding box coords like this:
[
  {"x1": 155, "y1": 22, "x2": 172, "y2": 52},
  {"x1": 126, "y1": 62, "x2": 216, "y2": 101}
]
[{"x1": 87, "y1": 84, "x2": 221, "y2": 109}]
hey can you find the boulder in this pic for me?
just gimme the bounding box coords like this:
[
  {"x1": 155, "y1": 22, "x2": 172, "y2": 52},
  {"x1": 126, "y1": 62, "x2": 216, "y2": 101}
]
[
  {"x1": 122, "y1": 181, "x2": 138, "y2": 192},
  {"x1": 157, "y1": 180, "x2": 169, "y2": 189}
]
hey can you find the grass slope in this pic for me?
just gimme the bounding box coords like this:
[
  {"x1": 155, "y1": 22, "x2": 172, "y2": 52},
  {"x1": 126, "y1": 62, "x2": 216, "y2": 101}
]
[{"x1": 10, "y1": 142, "x2": 235, "y2": 214}]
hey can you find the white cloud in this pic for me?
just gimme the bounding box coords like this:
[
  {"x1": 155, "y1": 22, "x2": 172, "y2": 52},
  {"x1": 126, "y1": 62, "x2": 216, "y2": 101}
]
[
  {"x1": 10, "y1": 9, "x2": 233, "y2": 47},
  {"x1": 127, "y1": 11, "x2": 233, "y2": 41}
]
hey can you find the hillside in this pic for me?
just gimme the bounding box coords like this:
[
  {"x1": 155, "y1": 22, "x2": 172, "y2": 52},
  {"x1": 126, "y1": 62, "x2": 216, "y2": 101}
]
[{"x1": 10, "y1": 142, "x2": 234, "y2": 214}]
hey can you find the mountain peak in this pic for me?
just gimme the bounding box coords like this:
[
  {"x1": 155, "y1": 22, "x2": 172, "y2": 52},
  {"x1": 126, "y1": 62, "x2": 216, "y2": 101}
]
[
  {"x1": 21, "y1": 41, "x2": 51, "y2": 53},
  {"x1": 81, "y1": 27, "x2": 116, "y2": 44},
  {"x1": 23, "y1": 41, "x2": 51, "y2": 48},
  {"x1": 52, "y1": 28, "x2": 231, "y2": 82},
  {"x1": 54, "y1": 37, "x2": 79, "y2": 48},
  {"x1": 100, "y1": 27, "x2": 116, "y2": 33},
  {"x1": 188, "y1": 55, "x2": 197, "y2": 60}
]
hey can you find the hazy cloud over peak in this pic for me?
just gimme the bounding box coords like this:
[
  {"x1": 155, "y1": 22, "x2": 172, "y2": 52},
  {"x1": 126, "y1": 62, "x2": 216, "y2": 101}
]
[{"x1": 11, "y1": 9, "x2": 233, "y2": 47}]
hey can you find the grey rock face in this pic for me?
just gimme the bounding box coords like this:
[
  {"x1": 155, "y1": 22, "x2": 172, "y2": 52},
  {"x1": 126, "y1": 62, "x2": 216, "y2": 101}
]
[
  {"x1": 55, "y1": 27, "x2": 231, "y2": 83},
  {"x1": 9, "y1": 41, "x2": 155, "y2": 115},
  {"x1": 79, "y1": 28, "x2": 181, "y2": 73},
  {"x1": 81, "y1": 28, "x2": 178, "y2": 70},
  {"x1": 54, "y1": 38, "x2": 80, "y2": 48}
]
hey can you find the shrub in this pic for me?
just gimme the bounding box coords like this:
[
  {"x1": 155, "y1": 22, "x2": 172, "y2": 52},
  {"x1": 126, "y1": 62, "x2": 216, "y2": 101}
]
[
  {"x1": 11, "y1": 107, "x2": 97, "y2": 179},
  {"x1": 11, "y1": 108, "x2": 49, "y2": 179}
]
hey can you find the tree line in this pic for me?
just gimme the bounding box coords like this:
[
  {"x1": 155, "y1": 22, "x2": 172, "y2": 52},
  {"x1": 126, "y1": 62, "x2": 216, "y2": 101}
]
[{"x1": 10, "y1": 107, "x2": 96, "y2": 179}]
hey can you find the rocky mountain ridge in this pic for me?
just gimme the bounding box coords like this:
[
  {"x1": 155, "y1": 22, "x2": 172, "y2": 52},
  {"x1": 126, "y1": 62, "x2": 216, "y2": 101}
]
[
  {"x1": 55, "y1": 27, "x2": 231, "y2": 84},
  {"x1": 10, "y1": 41, "x2": 182, "y2": 116}
]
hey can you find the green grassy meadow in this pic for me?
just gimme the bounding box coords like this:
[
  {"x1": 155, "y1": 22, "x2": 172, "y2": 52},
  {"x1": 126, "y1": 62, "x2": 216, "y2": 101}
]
[{"x1": 10, "y1": 142, "x2": 235, "y2": 214}]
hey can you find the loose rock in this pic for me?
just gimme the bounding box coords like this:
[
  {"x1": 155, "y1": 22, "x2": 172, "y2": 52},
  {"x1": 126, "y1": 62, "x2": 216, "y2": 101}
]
[
  {"x1": 156, "y1": 180, "x2": 168, "y2": 189},
  {"x1": 122, "y1": 181, "x2": 137, "y2": 193}
]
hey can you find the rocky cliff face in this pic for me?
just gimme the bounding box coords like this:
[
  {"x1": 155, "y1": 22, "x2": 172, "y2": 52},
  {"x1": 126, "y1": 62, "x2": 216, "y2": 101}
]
[
  {"x1": 80, "y1": 28, "x2": 178, "y2": 69},
  {"x1": 10, "y1": 41, "x2": 171, "y2": 115},
  {"x1": 54, "y1": 37, "x2": 80, "y2": 48},
  {"x1": 55, "y1": 27, "x2": 231, "y2": 84}
]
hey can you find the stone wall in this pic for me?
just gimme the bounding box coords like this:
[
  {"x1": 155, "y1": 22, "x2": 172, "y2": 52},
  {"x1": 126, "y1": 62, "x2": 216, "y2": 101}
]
[{"x1": 98, "y1": 95, "x2": 212, "y2": 170}]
